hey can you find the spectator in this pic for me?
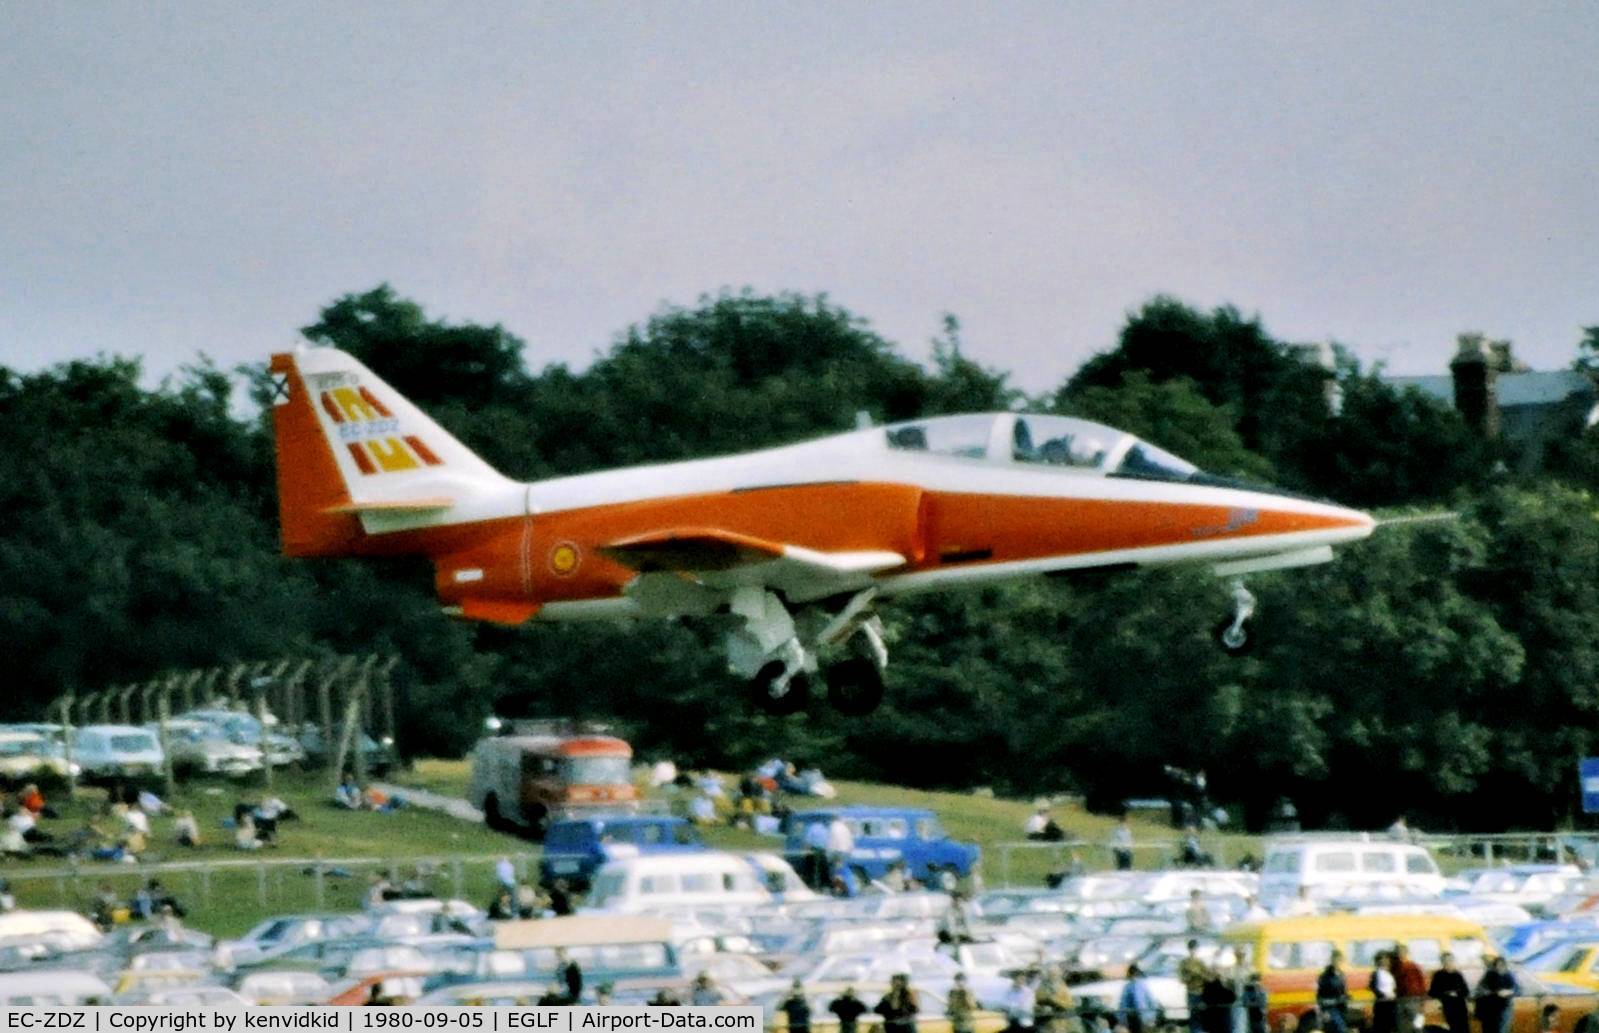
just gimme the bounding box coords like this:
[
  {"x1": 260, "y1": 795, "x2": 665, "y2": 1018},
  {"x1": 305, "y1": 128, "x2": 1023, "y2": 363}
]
[
  {"x1": 876, "y1": 974, "x2": 920, "y2": 1033},
  {"x1": 947, "y1": 973, "x2": 981, "y2": 1033},
  {"x1": 1111, "y1": 816, "x2": 1134, "y2": 870},
  {"x1": 1119, "y1": 965, "x2": 1158, "y2": 1033},
  {"x1": 91, "y1": 882, "x2": 119, "y2": 929},
  {"x1": 1241, "y1": 974, "x2": 1268, "y2": 1033},
  {"x1": 1199, "y1": 971, "x2": 1237, "y2": 1033},
  {"x1": 803, "y1": 818, "x2": 832, "y2": 889},
  {"x1": 19, "y1": 784, "x2": 48, "y2": 817},
  {"x1": 1430, "y1": 952, "x2": 1471, "y2": 1033},
  {"x1": 556, "y1": 947, "x2": 583, "y2": 1002},
  {"x1": 0, "y1": 818, "x2": 28, "y2": 858},
  {"x1": 1540, "y1": 1005, "x2": 1560, "y2": 1033},
  {"x1": 688, "y1": 792, "x2": 718, "y2": 826},
  {"x1": 1001, "y1": 972, "x2": 1037, "y2": 1033},
  {"x1": 690, "y1": 972, "x2": 728, "y2": 1006},
  {"x1": 1241, "y1": 895, "x2": 1270, "y2": 922},
  {"x1": 488, "y1": 889, "x2": 516, "y2": 921},
  {"x1": 647, "y1": 988, "x2": 682, "y2": 1007},
  {"x1": 495, "y1": 856, "x2": 516, "y2": 891},
  {"x1": 1185, "y1": 891, "x2": 1213, "y2": 934},
  {"x1": 1317, "y1": 951, "x2": 1350, "y2": 1033},
  {"x1": 1179, "y1": 827, "x2": 1212, "y2": 868},
  {"x1": 173, "y1": 810, "x2": 201, "y2": 848},
  {"x1": 1279, "y1": 886, "x2": 1317, "y2": 917},
  {"x1": 1024, "y1": 807, "x2": 1049, "y2": 839},
  {"x1": 1393, "y1": 944, "x2": 1428, "y2": 1033},
  {"x1": 780, "y1": 980, "x2": 812, "y2": 1033},
  {"x1": 830, "y1": 987, "x2": 869, "y2": 1033},
  {"x1": 1474, "y1": 956, "x2": 1517, "y2": 1033},
  {"x1": 335, "y1": 775, "x2": 361, "y2": 810},
  {"x1": 1178, "y1": 940, "x2": 1209, "y2": 1033},
  {"x1": 547, "y1": 878, "x2": 574, "y2": 916},
  {"x1": 882, "y1": 861, "x2": 909, "y2": 893},
  {"x1": 234, "y1": 813, "x2": 262, "y2": 851},
  {"x1": 594, "y1": 984, "x2": 613, "y2": 1007},
  {"x1": 1036, "y1": 968, "x2": 1077, "y2": 1033},
  {"x1": 361, "y1": 785, "x2": 392, "y2": 811},
  {"x1": 9, "y1": 806, "x2": 50, "y2": 845},
  {"x1": 124, "y1": 801, "x2": 151, "y2": 839},
  {"x1": 137, "y1": 789, "x2": 167, "y2": 815},
  {"x1": 364, "y1": 874, "x2": 393, "y2": 908},
  {"x1": 1369, "y1": 951, "x2": 1397, "y2": 1033},
  {"x1": 536, "y1": 981, "x2": 572, "y2": 1006},
  {"x1": 0, "y1": 877, "x2": 13, "y2": 911},
  {"x1": 826, "y1": 814, "x2": 855, "y2": 875},
  {"x1": 1388, "y1": 817, "x2": 1411, "y2": 842}
]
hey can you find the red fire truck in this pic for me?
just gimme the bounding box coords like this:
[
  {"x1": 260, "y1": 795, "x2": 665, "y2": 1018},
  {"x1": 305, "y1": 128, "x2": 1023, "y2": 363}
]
[{"x1": 467, "y1": 721, "x2": 638, "y2": 837}]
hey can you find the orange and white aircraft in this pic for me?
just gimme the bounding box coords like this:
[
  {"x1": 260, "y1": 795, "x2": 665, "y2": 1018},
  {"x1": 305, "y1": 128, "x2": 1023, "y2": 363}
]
[{"x1": 271, "y1": 347, "x2": 1374, "y2": 715}]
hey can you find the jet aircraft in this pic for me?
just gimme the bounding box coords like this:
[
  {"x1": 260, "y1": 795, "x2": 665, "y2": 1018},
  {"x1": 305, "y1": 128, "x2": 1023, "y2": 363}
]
[{"x1": 270, "y1": 347, "x2": 1374, "y2": 715}]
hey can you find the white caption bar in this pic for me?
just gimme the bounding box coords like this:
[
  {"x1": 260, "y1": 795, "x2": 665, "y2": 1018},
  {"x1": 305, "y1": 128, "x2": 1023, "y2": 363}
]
[{"x1": 0, "y1": 1008, "x2": 763, "y2": 1033}]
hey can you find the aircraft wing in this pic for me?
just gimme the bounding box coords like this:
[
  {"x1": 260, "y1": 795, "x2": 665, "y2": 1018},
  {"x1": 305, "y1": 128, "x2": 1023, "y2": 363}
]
[{"x1": 601, "y1": 527, "x2": 905, "y2": 602}]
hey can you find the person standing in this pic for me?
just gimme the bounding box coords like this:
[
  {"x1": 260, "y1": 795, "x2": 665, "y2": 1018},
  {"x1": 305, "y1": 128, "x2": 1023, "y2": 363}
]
[
  {"x1": 830, "y1": 987, "x2": 868, "y2": 1033},
  {"x1": 779, "y1": 981, "x2": 812, "y2": 1033},
  {"x1": 803, "y1": 818, "x2": 831, "y2": 889},
  {"x1": 1370, "y1": 952, "x2": 1398, "y2": 1033},
  {"x1": 1186, "y1": 891, "x2": 1214, "y2": 934},
  {"x1": 1001, "y1": 972, "x2": 1036, "y2": 1033},
  {"x1": 555, "y1": 947, "x2": 583, "y2": 1003},
  {"x1": 1111, "y1": 816, "x2": 1135, "y2": 870},
  {"x1": 1036, "y1": 968, "x2": 1078, "y2": 1033},
  {"x1": 1200, "y1": 970, "x2": 1237, "y2": 1033},
  {"x1": 1474, "y1": 956, "x2": 1517, "y2": 1033},
  {"x1": 947, "y1": 973, "x2": 981, "y2": 1033},
  {"x1": 1394, "y1": 944, "x2": 1428, "y2": 1033},
  {"x1": 1120, "y1": 964, "x2": 1158, "y2": 1033},
  {"x1": 1178, "y1": 940, "x2": 1210, "y2": 1033},
  {"x1": 876, "y1": 974, "x2": 920, "y2": 1033},
  {"x1": 1241, "y1": 973, "x2": 1269, "y2": 1033},
  {"x1": 1317, "y1": 951, "x2": 1350, "y2": 1033},
  {"x1": 1430, "y1": 954, "x2": 1471, "y2": 1033},
  {"x1": 826, "y1": 815, "x2": 855, "y2": 881}
]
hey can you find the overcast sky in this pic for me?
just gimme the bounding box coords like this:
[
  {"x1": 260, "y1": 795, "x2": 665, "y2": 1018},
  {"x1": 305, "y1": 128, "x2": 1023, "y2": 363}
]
[{"x1": 4, "y1": 3, "x2": 1596, "y2": 395}]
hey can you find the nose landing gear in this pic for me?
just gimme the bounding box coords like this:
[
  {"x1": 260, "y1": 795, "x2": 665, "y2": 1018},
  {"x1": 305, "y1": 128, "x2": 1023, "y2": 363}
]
[{"x1": 1213, "y1": 578, "x2": 1256, "y2": 656}]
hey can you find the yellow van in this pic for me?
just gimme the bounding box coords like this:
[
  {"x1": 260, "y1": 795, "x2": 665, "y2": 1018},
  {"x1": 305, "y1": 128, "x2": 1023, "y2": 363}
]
[{"x1": 1221, "y1": 914, "x2": 1493, "y2": 1024}]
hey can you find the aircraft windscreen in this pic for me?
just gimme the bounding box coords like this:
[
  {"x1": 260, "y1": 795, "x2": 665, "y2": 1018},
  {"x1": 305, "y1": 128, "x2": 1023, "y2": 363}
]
[
  {"x1": 884, "y1": 414, "x2": 996, "y2": 459},
  {"x1": 1011, "y1": 415, "x2": 1122, "y2": 470},
  {"x1": 1115, "y1": 441, "x2": 1198, "y2": 481}
]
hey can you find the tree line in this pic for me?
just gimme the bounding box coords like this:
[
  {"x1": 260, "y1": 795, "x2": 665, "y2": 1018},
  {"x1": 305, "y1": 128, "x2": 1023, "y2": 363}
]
[{"x1": 4, "y1": 286, "x2": 1598, "y2": 830}]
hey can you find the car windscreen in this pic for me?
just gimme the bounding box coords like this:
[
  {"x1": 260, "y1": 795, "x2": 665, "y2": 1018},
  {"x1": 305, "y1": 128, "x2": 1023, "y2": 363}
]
[
  {"x1": 110, "y1": 734, "x2": 157, "y2": 752},
  {"x1": 562, "y1": 755, "x2": 631, "y2": 785}
]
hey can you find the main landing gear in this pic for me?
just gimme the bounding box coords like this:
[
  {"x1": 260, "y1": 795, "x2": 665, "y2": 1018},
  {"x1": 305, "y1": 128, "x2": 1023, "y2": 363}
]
[
  {"x1": 728, "y1": 587, "x2": 889, "y2": 716},
  {"x1": 1213, "y1": 577, "x2": 1257, "y2": 656}
]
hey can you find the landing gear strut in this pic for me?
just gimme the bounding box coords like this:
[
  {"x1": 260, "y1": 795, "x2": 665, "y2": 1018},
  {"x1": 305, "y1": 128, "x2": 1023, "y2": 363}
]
[
  {"x1": 726, "y1": 587, "x2": 891, "y2": 715},
  {"x1": 1214, "y1": 578, "x2": 1256, "y2": 656}
]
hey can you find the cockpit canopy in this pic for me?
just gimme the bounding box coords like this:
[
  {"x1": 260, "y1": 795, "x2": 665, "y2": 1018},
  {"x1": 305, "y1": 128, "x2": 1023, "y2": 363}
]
[{"x1": 883, "y1": 413, "x2": 1199, "y2": 482}]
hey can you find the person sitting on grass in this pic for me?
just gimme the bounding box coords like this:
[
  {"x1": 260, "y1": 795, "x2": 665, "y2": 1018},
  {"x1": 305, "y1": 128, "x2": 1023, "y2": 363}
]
[
  {"x1": 334, "y1": 773, "x2": 361, "y2": 810},
  {"x1": 234, "y1": 813, "x2": 262, "y2": 851},
  {"x1": 173, "y1": 810, "x2": 201, "y2": 848}
]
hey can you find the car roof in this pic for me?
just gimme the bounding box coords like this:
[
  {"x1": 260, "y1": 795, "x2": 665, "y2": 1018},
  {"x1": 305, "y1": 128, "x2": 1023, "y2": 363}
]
[
  {"x1": 1224, "y1": 914, "x2": 1486, "y2": 939},
  {"x1": 791, "y1": 807, "x2": 935, "y2": 820}
]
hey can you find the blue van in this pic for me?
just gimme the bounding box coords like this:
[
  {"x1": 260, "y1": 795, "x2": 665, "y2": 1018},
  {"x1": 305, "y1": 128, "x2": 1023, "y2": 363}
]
[
  {"x1": 538, "y1": 815, "x2": 704, "y2": 889},
  {"x1": 782, "y1": 806, "x2": 980, "y2": 885}
]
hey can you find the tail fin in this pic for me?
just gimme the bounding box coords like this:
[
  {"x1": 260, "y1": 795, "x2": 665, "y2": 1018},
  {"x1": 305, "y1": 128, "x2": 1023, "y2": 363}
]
[{"x1": 268, "y1": 347, "x2": 517, "y2": 557}]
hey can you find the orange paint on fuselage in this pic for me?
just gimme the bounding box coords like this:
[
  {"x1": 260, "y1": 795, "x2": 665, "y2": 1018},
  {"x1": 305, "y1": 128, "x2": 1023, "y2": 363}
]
[{"x1": 408, "y1": 481, "x2": 1364, "y2": 616}]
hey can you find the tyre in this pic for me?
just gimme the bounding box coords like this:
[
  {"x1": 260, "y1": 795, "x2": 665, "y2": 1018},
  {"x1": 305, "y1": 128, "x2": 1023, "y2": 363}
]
[
  {"x1": 483, "y1": 793, "x2": 506, "y2": 832},
  {"x1": 1213, "y1": 617, "x2": 1254, "y2": 656},
  {"x1": 826, "y1": 657, "x2": 886, "y2": 716},
  {"x1": 750, "y1": 661, "x2": 811, "y2": 715}
]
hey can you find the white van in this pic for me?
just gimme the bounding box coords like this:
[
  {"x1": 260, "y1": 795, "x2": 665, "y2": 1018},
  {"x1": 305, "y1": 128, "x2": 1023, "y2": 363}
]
[
  {"x1": 1259, "y1": 837, "x2": 1444, "y2": 904},
  {"x1": 0, "y1": 970, "x2": 112, "y2": 1005},
  {"x1": 71, "y1": 724, "x2": 164, "y2": 780},
  {"x1": 0, "y1": 910, "x2": 104, "y2": 951},
  {"x1": 585, "y1": 851, "x2": 815, "y2": 914}
]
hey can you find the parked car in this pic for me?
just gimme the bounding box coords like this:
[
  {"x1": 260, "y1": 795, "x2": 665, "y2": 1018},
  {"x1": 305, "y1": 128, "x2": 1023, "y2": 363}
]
[
  {"x1": 296, "y1": 723, "x2": 394, "y2": 776},
  {"x1": 179, "y1": 709, "x2": 306, "y2": 768},
  {"x1": 0, "y1": 729, "x2": 77, "y2": 783},
  {"x1": 585, "y1": 852, "x2": 814, "y2": 914},
  {"x1": 540, "y1": 815, "x2": 706, "y2": 890},
  {"x1": 69, "y1": 725, "x2": 164, "y2": 782},
  {"x1": 783, "y1": 806, "x2": 981, "y2": 885},
  {"x1": 1258, "y1": 837, "x2": 1445, "y2": 904},
  {"x1": 152, "y1": 720, "x2": 264, "y2": 777}
]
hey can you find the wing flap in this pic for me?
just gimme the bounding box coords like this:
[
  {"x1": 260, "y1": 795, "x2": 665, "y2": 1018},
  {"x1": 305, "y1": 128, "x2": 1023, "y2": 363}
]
[{"x1": 323, "y1": 497, "x2": 454, "y2": 515}]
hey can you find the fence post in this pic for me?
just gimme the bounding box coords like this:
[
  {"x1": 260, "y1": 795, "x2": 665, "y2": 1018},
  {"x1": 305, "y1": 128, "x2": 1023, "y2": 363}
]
[
  {"x1": 257, "y1": 861, "x2": 268, "y2": 907},
  {"x1": 156, "y1": 676, "x2": 178, "y2": 800},
  {"x1": 54, "y1": 695, "x2": 78, "y2": 799},
  {"x1": 314, "y1": 864, "x2": 326, "y2": 910},
  {"x1": 452, "y1": 859, "x2": 464, "y2": 899}
]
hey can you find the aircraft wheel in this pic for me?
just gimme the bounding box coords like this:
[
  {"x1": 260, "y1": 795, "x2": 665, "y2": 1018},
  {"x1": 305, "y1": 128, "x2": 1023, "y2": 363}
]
[
  {"x1": 826, "y1": 657, "x2": 886, "y2": 716},
  {"x1": 751, "y1": 661, "x2": 811, "y2": 716},
  {"x1": 1213, "y1": 617, "x2": 1254, "y2": 656}
]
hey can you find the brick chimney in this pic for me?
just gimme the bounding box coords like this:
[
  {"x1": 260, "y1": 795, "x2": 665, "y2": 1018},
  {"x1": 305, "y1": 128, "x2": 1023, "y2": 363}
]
[{"x1": 1450, "y1": 333, "x2": 1499, "y2": 438}]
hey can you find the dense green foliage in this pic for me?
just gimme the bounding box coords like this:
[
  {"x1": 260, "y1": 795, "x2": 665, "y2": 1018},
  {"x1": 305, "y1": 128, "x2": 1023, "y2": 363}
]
[{"x1": 5, "y1": 287, "x2": 1598, "y2": 829}]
